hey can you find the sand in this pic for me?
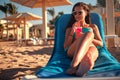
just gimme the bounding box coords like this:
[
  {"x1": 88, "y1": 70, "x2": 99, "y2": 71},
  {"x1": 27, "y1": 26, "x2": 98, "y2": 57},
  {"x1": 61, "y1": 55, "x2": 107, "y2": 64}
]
[
  {"x1": 0, "y1": 41, "x2": 53, "y2": 80},
  {"x1": 0, "y1": 41, "x2": 120, "y2": 80}
]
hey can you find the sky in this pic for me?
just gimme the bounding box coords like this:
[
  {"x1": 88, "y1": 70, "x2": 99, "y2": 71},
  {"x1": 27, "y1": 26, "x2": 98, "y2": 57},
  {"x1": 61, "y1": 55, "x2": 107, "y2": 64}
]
[{"x1": 0, "y1": 0, "x2": 97, "y2": 25}]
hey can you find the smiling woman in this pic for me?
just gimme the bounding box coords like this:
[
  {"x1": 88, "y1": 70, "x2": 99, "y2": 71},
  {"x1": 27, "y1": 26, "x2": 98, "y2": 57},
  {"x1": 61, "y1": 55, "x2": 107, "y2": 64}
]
[{"x1": 63, "y1": 2, "x2": 103, "y2": 76}]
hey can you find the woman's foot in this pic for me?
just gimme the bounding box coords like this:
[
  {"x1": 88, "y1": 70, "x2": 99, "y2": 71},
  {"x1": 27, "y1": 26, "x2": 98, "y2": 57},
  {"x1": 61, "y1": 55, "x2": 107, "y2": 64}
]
[
  {"x1": 76, "y1": 72, "x2": 86, "y2": 77},
  {"x1": 66, "y1": 67, "x2": 77, "y2": 75}
]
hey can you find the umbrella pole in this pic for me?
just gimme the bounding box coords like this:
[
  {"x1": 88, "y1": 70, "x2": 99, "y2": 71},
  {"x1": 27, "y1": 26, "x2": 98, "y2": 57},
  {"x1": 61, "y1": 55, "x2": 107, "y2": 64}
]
[
  {"x1": 24, "y1": 18, "x2": 29, "y2": 39},
  {"x1": 13, "y1": 24, "x2": 16, "y2": 40},
  {"x1": 106, "y1": 0, "x2": 116, "y2": 48},
  {"x1": 23, "y1": 19, "x2": 26, "y2": 39},
  {"x1": 6, "y1": 13, "x2": 9, "y2": 40},
  {"x1": 16, "y1": 24, "x2": 20, "y2": 45},
  {"x1": 106, "y1": 0, "x2": 115, "y2": 35},
  {"x1": 42, "y1": 0, "x2": 47, "y2": 40}
]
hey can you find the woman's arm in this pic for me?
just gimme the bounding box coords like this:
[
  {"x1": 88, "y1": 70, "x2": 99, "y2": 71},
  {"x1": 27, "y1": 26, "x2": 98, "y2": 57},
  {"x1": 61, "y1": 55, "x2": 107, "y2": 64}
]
[
  {"x1": 64, "y1": 28, "x2": 74, "y2": 49},
  {"x1": 91, "y1": 24, "x2": 103, "y2": 47}
]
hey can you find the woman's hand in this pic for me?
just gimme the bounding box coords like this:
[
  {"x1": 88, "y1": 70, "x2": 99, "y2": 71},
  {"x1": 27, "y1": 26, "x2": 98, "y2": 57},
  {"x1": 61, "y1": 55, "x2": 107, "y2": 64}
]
[
  {"x1": 73, "y1": 22, "x2": 80, "y2": 28},
  {"x1": 75, "y1": 27, "x2": 83, "y2": 39},
  {"x1": 64, "y1": 28, "x2": 74, "y2": 49},
  {"x1": 73, "y1": 22, "x2": 83, "y2": 38},
  {"x1": 70, "y1": 28, "x2": 75, "y2": 36}
]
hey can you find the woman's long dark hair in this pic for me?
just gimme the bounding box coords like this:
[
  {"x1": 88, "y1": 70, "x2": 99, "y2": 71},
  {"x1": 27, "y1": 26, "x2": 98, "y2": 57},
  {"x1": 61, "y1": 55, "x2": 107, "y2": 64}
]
[{"x1": 66, "y1": 2, "x2": 91, "y2": 29}]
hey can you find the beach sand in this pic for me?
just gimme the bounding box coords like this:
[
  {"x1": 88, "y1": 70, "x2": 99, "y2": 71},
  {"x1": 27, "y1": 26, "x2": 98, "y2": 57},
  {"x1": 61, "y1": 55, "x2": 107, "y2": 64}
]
[
  {"x1": 0, "y1": 41, "x2": 53, "y2": 80},
  {"x1": 0, "y1": 41, "x2": 120, "y2": 80}
]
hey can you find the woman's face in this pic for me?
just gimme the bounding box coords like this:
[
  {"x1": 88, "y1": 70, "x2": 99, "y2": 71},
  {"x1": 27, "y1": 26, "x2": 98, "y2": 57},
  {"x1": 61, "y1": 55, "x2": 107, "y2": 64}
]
[{"x1": 73, "y1": 6, "x2": 87, "y2": 22}]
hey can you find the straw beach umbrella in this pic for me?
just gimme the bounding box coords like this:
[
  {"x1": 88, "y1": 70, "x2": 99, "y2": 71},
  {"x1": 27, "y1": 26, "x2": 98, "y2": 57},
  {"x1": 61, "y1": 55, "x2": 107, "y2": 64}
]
[
  {"x1": 5, "y1": 12, "x2": 42, "y2": 21},
  {"x1": 3, "y1": 12, "x2": 42, "y2": 40},
  {"x1": 10, "y1": 0, "x2": 72, "y2": 39}
]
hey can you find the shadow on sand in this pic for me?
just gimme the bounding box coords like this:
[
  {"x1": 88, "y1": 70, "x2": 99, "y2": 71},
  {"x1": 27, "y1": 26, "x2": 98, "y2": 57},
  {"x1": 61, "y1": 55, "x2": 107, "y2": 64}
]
[
  {"x1": 0, "y1": 41, "x2": 54, "y2": 80},
  {"x1": 0, "y1": 66, "x2": 42, "y2": 80}
]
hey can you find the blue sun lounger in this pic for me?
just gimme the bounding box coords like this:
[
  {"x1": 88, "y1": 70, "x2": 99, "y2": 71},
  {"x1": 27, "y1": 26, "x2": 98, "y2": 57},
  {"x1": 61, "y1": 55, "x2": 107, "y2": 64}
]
[{"x1": 36, "y1": 13, "x2": 120, "y2": 79}]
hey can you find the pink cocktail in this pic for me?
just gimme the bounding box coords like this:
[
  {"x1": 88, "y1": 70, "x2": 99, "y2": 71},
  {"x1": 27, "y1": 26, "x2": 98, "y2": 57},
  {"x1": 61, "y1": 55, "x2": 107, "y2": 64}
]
[
  {"x1": 75, "y1": 27, "x2": 82, "y2": 38},
  {"x1": 76, "y1": 27, "x2": 82, "y2": 32}
]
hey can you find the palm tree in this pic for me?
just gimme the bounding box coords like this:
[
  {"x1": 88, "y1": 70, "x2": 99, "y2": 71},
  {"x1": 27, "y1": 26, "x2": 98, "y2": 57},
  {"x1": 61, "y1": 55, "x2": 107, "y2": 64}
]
[
  {"x1": 6, "y1": 3, "x2": 18, "y2": 15},
  {"x1": 47, "y1": 7, "x2": 65, "y2": 25},
  {"x1": 0, "y1": 3, "x2": 18, "y2": 19},
  {"x1": 0, "y1": 2, "x2": 18, "y2": 39},
  {"x1": 47, "y1": 8, "x2": 55, "y2": 20},
  {"x1": 54, "y1": 11, "x2": 64, "y2": 20},
  {"x1": 97, "y1": 0, "x2": 106, "y2": 7},
  {"x1": 88, "y1": 3, "x2": 95, "y2": 10}
]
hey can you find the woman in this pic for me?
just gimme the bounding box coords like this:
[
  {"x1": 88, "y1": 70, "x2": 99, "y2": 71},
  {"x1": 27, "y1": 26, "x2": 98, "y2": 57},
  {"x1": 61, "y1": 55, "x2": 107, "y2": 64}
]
[{"x1": 64, "y1": 2, "x2": 103, "y2": 76}]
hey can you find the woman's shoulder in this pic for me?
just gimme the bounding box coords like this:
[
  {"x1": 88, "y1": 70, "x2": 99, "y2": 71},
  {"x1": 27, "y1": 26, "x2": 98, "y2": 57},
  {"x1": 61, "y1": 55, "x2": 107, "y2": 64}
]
[{"x1": 89, "y1": 24, "x2": 98, "y2": 29}]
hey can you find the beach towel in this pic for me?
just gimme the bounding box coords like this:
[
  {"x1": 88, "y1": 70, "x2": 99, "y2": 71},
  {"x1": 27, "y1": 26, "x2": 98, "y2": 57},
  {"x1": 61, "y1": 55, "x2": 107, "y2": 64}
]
[{"x1": 36, "y1": 13, "x2": 120, "y2": 78}]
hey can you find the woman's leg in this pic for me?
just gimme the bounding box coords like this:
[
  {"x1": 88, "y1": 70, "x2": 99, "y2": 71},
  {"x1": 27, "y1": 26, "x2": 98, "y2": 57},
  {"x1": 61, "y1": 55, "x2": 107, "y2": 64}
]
[
  {"x1": 67, "y1": 34, "x2": 85, "y2": 57},
  {"x1": 66, "y1": 32, "x2": 94, "y2": 75},
  {"x1": 66, "y1": 35, "x2": 84, "y2": 75},
  {"x1": 76, "y1": 46, "x2": 98, "y2": 76},
  {"x1": 71, "y1": 32, "x2": 94, "y2": 68}
]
